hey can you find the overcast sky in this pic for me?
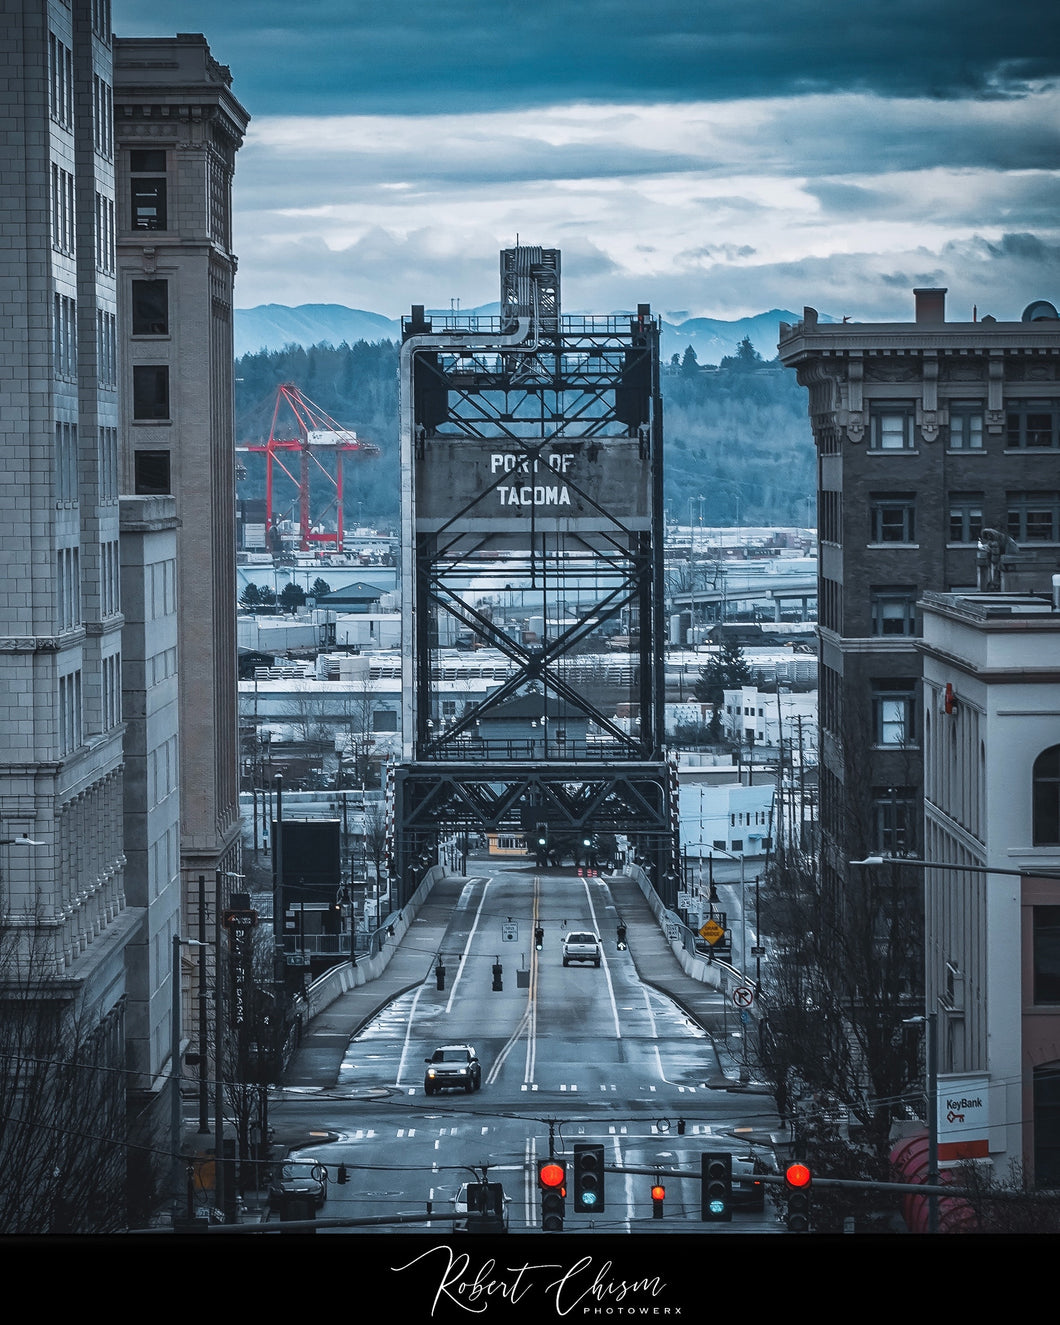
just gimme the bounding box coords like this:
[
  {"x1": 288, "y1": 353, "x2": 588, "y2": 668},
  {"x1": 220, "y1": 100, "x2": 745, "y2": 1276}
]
[{"x1": 111, "y1": 0, "x2": 1060, "y2": 325}]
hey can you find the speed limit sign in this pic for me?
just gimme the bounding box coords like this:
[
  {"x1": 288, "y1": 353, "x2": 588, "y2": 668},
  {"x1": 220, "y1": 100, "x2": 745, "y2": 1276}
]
[{"x1": 732, "y1": 985, "x2": 755, "y2": 1008}]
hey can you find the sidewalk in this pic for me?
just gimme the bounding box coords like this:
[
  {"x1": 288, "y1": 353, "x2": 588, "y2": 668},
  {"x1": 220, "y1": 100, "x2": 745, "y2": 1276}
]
[{"x1": 272, "y1": 864, "x2": 780, "y2": 1153}]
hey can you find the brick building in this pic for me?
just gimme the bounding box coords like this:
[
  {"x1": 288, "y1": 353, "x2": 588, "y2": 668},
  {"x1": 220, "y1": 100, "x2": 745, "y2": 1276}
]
[{"x1": 779, "y1": 290, "x2": 1060, "y2": 917}]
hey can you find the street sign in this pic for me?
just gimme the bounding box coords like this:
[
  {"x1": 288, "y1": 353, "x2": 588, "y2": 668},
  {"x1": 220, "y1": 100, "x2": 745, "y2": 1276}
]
[
  {"x1": 501, "y1": 922, "x2": 518, "y2": 942},
  {"x1": 732, "y1": 986, "x2": 754, "y2": 1008},
  {"x1": 699, "y1": 919, "x2": 725, "y2": 946}
]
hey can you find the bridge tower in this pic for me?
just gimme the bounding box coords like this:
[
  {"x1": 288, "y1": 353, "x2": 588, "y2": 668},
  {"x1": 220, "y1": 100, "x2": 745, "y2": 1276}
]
[{"x1": 391, "y1": 247, "x2": 678, "y2": 906}]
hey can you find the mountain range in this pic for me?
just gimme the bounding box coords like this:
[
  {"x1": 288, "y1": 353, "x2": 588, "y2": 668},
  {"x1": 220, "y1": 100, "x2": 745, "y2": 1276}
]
[{"x1": 234, "y1": 303, "x2": 821, "y2": 366}]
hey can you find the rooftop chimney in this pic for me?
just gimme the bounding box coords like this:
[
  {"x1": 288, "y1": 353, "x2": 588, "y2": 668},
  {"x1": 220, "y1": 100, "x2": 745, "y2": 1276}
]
[{"x1": 914, "y1": 287, "x2": 947, "y2": 325}]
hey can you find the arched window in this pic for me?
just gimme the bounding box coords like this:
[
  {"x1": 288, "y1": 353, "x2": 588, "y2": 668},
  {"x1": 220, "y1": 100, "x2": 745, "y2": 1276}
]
[{"x1": 1033, "y1": 746, "x2": 1060, "y2": 846}]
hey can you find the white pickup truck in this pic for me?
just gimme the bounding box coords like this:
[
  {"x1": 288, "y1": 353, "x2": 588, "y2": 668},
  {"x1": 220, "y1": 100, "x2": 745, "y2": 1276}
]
[{"x1": 562, "y1": 931, "x2": 601, "y2": 967}]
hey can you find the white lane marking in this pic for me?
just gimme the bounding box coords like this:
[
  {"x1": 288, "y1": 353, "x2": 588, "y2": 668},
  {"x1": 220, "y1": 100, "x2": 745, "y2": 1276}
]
[
  {"x1": 397, "y1": 877, "x2": 493, "y2": 1087},
  {"x1": 581, "y1": 877, "x2": 623, "y2": 1040}
]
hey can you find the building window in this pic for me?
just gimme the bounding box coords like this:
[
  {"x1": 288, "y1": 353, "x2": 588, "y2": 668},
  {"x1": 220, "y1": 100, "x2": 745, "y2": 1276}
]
[
  {"x1": 133, "y1": 365, "x2": 170, "y2": 420},
  {"x1": 870, "y1": 586, "x2": 917, "y2": 636},
  {"x1": 1034, "y1": 907, "x2": 1060, "y2": 1004},
  {"x1": 948, "y1": 404, "x2": 984, "y2": 450},
  {"x1": 872, "y1": 680, "x2": 917, "y2": 747},
  {"x1": 57, "y1": 546, "x2": 80, "y2": 631},
  {"x1": 52, "y1": 165, "x2": 75, "y2": 254},
  {"x1": 93, "y1": 73, "x2": 113, "y2": 159},
  {"x1": 98, "y1": 426, "x2": 118, "y2": 502},
  {"x1": 55, "y1": 421, "x2": 78, "y2": 503},
  {"x1": 1008, "y1": 492, "x2": 1059, "y2": 543},
  {"x1": 134, "y1": 450, "x2": 171, "y2": 495},
  {"x1": 871, "y1": 786, "x2": 916, "y2": 856},
  {"x1": 130, "y1": 150, "x2": 167, "y2": 230},
  {"x1": 820, "y1": 489, "x2": 841, "y2": 544},
  {"x1": 53, "y1": 293, "x2": 77, "y2": 380},
  {"x1": 102, "y1": 652, "x2": 122, "y2": 731},
  {"x1": 131, "y1": 280, "x2": 169, "y2": 336},
  {"x1": 1034, "y1": 745, "x2": 1060, "y2": 846},
  {"x1": 373, "y1": 709, "x2": 398, "y2": 733},
  {"x1": 870, "y1": 405, "x2": 914, "y2": 450},
  {"x1": 870, "y1": 494, "x2": 916, "y2": 543},
  {"x1": 96, "y1": 309, "x2": 116, "y2": 388},
  {"x1": 59, "y1": 670, "x2": 83, "y2": 756},
  {"x1": 948, "y1": 493, "x2": 984, "y2": 544},
  {"x1": 1008, "y1": 400, "x2": 1060, "y2": 450},
  {"x1": 1033, "y1": 1064, "x2": 1060, "y2": 1188},
  {"x1": 49, "y1": 33, "x2": 73, "y2": 128},
  {"x1": 95, "y1": 191, "x2": 115, "y2": 272}
]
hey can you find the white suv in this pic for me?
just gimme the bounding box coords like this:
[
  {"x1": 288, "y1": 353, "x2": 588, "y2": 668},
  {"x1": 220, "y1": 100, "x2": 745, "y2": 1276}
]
[{"x1": 562, "y1": 931, "x2": 601, "y2": 967}]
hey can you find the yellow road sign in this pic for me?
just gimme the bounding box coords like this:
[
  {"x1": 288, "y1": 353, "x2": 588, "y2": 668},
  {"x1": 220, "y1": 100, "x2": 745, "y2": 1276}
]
[{"x1": 699, "y1": 919, "x2": 725, "y2": 946}]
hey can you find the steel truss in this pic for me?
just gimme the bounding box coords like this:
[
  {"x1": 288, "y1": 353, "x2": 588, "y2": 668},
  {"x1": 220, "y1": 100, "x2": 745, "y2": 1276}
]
[{"x1": 393, "y1": 248, "x2": 679, "y2": 907}]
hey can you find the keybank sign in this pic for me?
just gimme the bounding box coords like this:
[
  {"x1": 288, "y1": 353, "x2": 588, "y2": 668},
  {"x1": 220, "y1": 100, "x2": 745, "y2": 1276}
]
[{"x1": 938, "y1": 1073, "x2": 990, "y2": 1162}]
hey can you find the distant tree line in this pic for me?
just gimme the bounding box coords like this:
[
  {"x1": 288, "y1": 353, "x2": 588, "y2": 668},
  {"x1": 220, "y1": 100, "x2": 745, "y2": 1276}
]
[{"x1": 234, "y1": 335, "x2": 815, "y2": 530}]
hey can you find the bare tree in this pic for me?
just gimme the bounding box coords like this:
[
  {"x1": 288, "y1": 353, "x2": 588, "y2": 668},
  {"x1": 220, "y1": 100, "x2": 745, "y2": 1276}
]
[
  {"x1": 334, "y1": 668, "x2": 378, "y2": 786},
  {"x1": 0, "y1": 895, "x2": 129, "y2": 1233},
  {"x1": 283, "y1": 681, "x2": 331, "y2": 744},
  {"x1": 361, "y1": 800, "x2": 388, "y2": 892},
  {"x1": 757, "y1": 695, "x2": 923, "y2": 1228}
]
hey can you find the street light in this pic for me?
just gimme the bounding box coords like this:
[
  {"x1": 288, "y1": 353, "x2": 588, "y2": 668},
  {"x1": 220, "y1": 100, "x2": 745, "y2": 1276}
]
[{"x1": 851, "y1": 854, "x2": 1060, "y2": 878}]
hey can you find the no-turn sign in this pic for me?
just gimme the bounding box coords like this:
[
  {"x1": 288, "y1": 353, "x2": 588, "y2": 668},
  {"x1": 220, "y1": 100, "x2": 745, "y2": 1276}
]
[{"x1": 732, "y1": 986, "x2": 755, "y2": 1008}]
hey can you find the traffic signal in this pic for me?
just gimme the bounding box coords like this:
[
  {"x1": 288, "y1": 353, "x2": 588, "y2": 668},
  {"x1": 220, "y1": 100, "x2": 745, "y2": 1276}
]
[
  {"x1": 491, "y1": 962, "x2": 503, "y2": 992},
  {"x1": 538, "y1": 1158, "x2": 566, "y2": 1231},
  {"x1": 534, "y1": 926, "x2": 544, "y2": 950},
  {"x1": 701, "y1": 1151, "x2": 732, "y2": 1222},
  {"x1": 616, "y1": 923, "x2": 627, "y2": 950},
  {"x1": 784, "y1": 1162, "x2": 812, "y2": 1233},
  {"x1": 572, "y1": 1143, "x2": 606, "y2": 1214},
  {"x1": 651, "y1": 1181, "x2": 665, "y2": 1219}
]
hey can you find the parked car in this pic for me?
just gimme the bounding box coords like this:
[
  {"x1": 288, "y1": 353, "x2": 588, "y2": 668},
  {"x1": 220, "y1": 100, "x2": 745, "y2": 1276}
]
[
  {"x1": 731, "y1": 1152, "x2": 778, "y2": 1210},
  {"x1": 268, "y1": 1158, "x2": 328, "y2": 1211},
  {"x1": 562, "y1": 931, "x2": 601, "y2": 967},
  {"x1": 424, "y1": 1044, "x2": 482, "y2": 1094}
]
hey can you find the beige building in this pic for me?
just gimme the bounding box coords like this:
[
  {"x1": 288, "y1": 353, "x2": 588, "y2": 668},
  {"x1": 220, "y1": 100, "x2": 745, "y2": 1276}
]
[
  {"x1": 921, "y1": 590, "x2": 1060, "y2": 1186},
  {"x1": 113, "y1": 36, "x2": 249, "y2": 1048}
]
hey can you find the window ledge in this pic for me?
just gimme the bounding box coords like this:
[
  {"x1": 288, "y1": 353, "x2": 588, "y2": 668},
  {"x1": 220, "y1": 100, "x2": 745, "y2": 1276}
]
[
  {"x1": 867, "y1": 542, "x2": 920, "y2": 550},
  {"x1": 867, "y1": 450, "x2": 920, "y2": 456}
]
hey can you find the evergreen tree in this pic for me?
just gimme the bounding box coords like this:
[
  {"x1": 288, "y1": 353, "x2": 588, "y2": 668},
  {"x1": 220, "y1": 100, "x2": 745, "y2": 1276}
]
[
  {"x1": 278, "y1": 582, "x2": 306, "y2": 613},
  {"x1": 693, "y1": 640, "x2": 753, "y2": 737}
]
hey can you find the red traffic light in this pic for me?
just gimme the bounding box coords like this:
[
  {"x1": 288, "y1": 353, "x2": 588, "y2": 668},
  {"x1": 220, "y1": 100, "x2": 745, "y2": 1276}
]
[
  {"x1": 650, "y1": 1184, "x2": 666, "y2": 1201},
  {"x1": 785, "y1": 1162, "x2": 812, "y2": 1188},
  {"x1": 539, "y1": 1161, "x2": 565, "y2": 1189}
]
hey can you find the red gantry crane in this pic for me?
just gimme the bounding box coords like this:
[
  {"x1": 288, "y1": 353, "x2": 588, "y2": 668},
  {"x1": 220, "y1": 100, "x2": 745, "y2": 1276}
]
[{"x1": 238, "y1": 384, "x2": 381, "y2": 555}]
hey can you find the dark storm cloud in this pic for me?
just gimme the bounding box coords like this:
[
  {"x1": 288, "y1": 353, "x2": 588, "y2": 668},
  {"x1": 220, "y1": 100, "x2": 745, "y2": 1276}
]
[{"x1": 113, "y1": 0, "x2": 1060, "y2": 115}]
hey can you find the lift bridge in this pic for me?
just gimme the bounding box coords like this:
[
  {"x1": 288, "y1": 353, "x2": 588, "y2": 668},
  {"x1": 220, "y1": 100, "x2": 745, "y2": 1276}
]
[{"x1": 389, "y1": 246, "x2": 681, "y2": 909}]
